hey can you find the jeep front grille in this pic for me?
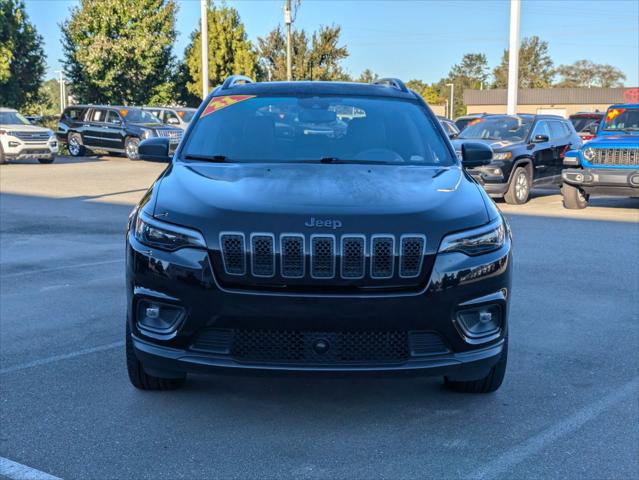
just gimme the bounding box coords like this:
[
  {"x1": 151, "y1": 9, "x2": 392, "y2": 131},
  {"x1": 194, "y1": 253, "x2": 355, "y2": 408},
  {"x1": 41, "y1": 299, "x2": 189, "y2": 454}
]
[
  {"x1": 591, "y1": 148, "x2": 639, "y2": 167},
  {"x1": 217, "y1": 232, "x2": 428, "y2": 284}
]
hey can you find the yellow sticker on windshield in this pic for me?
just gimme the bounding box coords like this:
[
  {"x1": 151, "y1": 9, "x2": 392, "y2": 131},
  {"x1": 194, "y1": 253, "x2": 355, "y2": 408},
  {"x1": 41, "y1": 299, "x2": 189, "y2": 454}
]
[{"x1": 201, "y1": 95, "x2": 255, "y2": 117}]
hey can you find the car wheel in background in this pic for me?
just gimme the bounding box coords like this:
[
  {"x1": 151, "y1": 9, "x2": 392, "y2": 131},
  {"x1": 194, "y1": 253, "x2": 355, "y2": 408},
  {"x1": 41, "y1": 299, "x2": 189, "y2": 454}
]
[
  {"x1": 37, "y1": 158, "x2": 55, "y2": 164},
  {"x1": 444, "y1": 336, "x2": 508, "y2": 393},
  {"x1": 68, "y1": 133, "x2": 86, "y2": 157},
  {"x1": 125, "y1": 137, "x2": 140, "y2": 160},
  {"x1": 0, "y1": 145, "x2": 6, "y2": 164},
  {"x1": 504, "y1": 166, "x2": 530, "y2": 205},
  {"x1": 126, "y1": 323, "x2": 186, "y2": 390},
  {"x1": 561, "y1": 183, "x2": 589, "y2": 209}
]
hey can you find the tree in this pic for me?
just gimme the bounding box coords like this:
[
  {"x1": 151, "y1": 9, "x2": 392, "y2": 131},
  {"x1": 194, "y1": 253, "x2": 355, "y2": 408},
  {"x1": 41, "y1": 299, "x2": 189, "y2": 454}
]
[
  {"x1": 179, "y1": 2, "x2": 256, "y2": 103},
  {"x1": 256, "y1": 24, "x2": 349, "y2": 81},
  {"x1": 492, "y1": 36, "x2": 554, "y2": 89},
  {"x1": 357, "y1": 69, "x2": 378, "y2": 83},
  {"x1": 61, "y1": 0, "x2": 177, "y2": 105},
  {"x1": 0, "y1": 0, "x2": 46, "y2": 109},
  {"x1": 437, "y1": 53, "x2": 489, "y2": 117},
  {"x1": 405, "y1": 79, "x2": 442, "y2": 105},
  {"x1": 555, "y1": 60, "x2": 626, "y2": 88}
]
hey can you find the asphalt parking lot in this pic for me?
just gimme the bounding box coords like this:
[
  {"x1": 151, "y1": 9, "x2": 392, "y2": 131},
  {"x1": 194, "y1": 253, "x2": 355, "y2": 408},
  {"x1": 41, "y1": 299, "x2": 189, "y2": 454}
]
[{"x1": 1, "y1": 156, "x2": 638, "y2": 479}]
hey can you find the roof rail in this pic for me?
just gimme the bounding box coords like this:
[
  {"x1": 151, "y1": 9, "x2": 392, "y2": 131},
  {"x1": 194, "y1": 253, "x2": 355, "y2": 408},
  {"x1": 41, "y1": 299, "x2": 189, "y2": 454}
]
[
  {"x1": 221, "y1": 75, "x2": 254, "y2": 90},
  {"x1": 373, "y1": 78, "x2": 408, "y2": 93}
]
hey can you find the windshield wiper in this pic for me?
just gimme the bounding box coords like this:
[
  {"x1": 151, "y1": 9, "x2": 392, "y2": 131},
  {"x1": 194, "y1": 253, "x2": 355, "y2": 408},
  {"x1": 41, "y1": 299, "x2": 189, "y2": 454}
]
[{"x1": 183, "y1": 154, "x2": 230, "y2": 163}]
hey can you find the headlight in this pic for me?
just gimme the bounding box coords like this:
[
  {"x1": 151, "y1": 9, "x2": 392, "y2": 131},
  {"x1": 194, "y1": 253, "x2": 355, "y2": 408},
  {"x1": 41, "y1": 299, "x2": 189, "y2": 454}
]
[
  {"x1": 134, "y1": 213, "x2": 206, "y2": 251},
  {"x1": 140, "y1": 128, "x2": 154, "y2": 140},
  {"x1": 582, "y1": 147, "x2": 596, "y2": 162},
  {"x1": 439, "y1": 218, "x2": 506, "y2": 256},
  {"x1": 492, "y1": 152, "x2": 512, "y2": 161}
]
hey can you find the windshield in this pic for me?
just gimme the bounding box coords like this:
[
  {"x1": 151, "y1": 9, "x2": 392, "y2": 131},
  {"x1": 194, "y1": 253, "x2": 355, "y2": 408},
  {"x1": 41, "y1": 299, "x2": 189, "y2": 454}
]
[
  {"x1": 178, "y1": 110, "x2": 195, "y2": 122},
  {"x1": 122, "y1": 108, "x2": 161, "y2": 124},
  {"x1": 602, "y1": 108, "x2": 639, "y2": 131},
  {"x1": 570, "y1": 116, "x2": 602, "y2": 132},
  {"x1": 458, "y1": 117, "x2": 532, "y2": 142},
  {"x1": 0, "y1": 111, "x2": 31, "y2": 125},
  {"x1": 182, "y1": 95, "x2": 453, "y2": 165}
]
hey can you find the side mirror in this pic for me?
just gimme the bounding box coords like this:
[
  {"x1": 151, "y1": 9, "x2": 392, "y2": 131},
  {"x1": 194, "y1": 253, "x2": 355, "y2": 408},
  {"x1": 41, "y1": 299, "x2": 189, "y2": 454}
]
[
  {"x1": 532, "y1": 134, "x2": 549, "y2": 143},
  {"x1": 139, "y1": 137, "x2": 171, "y2": 162},
  {"x1": 167, "y1": 117, "x2": 180, "y2": 125},
  {"x1": 461, "y1": 142, "x2": 492, "y2": 168}
]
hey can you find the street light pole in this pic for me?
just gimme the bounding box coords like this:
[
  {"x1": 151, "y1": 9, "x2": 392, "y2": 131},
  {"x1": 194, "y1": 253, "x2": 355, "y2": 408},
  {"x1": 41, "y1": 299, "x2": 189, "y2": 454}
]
[
  {"x1": 507, "y1": 0, "x2": 521, "y2": 115},
  {"x1": 446, "y1": 83, "x2": 454, "y2": 119},
  {"x1": 55, "y1": 70, "x2": 64, "y2": 113},
  {"x1": 284, "y1": 0, "x2": 292, "y2": 81},
  {"x1": 200, "y1": 0, "x2": 209, "y2": 99}
]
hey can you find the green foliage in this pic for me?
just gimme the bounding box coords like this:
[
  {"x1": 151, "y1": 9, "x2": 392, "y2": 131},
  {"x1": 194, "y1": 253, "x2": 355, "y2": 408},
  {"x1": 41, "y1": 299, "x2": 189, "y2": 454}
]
[
  {"x1": 60, "y1": 0, "x2": 177, "y2": 105},
  {"x1": 256, "y1": 24, "x2": 349, "y2": 81},
  {"x1": 405, "y1": 79, "x2": 442, "y2": 105},
  {"x1": 555, "y1": 60, "x2": 626, "y2": 88},
  {"x1": 492, "y1": 36, "x2": 554, "y2": 89},
  {"x1": 437, "y1": 53, "x2": 489, "y2": 117},
  {"x1": 0, "y1": 0, "x2": 46, "y2": 109},
  {"x1": 357, "y1": 69, "x2": 378, "y2": 83},
  {"x1": 23, "y1": 78, "x2": 60, "y2": 115},
  {"x1": 179, "y1": 2, "x2": 256, "y2": 103}
]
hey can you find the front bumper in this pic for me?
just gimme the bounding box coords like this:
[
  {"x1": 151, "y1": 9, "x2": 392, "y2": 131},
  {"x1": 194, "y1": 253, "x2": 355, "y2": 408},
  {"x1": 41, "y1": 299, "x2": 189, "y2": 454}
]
[
  {"x1": 2, "y1": 139, "x2": 58, "y2": 160},
  {"x1": 563, "y1": 167, "x2": 639, "y2": 196},
  {"x1": 126, "y1": 232, "x2": 512, "y2": 378}
]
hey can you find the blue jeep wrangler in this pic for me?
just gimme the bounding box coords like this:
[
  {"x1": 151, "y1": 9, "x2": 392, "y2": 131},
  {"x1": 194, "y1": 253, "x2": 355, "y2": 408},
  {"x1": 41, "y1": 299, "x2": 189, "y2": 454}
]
[{"x1": 561, "y1": 104, "x2": 639, "y2": 209}]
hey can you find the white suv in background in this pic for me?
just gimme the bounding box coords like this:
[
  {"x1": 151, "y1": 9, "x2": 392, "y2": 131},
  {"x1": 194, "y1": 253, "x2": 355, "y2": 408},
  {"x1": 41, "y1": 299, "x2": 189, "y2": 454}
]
[{"x1": 0, "y1": 108, "x2": 58, "y2": 164}]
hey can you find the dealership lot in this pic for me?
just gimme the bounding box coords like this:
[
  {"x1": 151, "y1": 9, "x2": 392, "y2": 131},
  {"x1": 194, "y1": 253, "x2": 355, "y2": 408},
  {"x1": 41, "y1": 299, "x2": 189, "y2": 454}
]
[{"x1": 1, "y1": 157, "x2": 638, "y2": 479}]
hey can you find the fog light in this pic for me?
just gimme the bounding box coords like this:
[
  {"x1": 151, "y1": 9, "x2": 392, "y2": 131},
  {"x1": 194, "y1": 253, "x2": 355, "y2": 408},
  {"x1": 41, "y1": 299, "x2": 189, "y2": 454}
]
[
  {"x1": 136, "y1": 299, "x2": 185, "y2": 335},
  {"x1": 8, "y1": 141, "x2": 19, "y2": 147},
  {"x1": 575, "y1": 173, "x2": 584, "y2": 182},
  {"x1": 457, "y1": 304, "x2": 502, "y2": 339}
]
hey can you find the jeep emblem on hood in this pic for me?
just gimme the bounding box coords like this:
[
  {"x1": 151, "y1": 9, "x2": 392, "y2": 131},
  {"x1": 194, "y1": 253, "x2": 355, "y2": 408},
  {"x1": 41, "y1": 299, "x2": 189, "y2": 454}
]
[{"x1": 305, "y1": 217, "x2": 342, "y2": 229}]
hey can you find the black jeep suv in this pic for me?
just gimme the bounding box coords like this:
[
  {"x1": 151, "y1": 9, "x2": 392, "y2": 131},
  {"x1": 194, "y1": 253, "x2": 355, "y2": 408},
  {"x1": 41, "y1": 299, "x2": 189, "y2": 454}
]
[
  {"x1": 126, "y1": 76, "x2": 512, "y2": 393},
  {"x1": 452, "y1": 114, "x2": 582, "y2": 204},
  {"x1": 57, "y1": 105, "x2": 183, "y2": 160}
]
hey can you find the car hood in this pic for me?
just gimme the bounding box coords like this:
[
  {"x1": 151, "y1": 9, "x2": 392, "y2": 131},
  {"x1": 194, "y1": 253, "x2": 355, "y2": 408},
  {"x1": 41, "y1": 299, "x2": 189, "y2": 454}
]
[
  {"x1": 587, "y1": 134, "x2": 639, "y2": 149},
  {"x1": 452, "y1": 138, "x2": 522, "y2": 151},
  {"x1": 152, "y1": 162, "x2": 491, "y2": 251},
  {"x1": 0, "y1": 123, "x2": 51, "y2": 133}
]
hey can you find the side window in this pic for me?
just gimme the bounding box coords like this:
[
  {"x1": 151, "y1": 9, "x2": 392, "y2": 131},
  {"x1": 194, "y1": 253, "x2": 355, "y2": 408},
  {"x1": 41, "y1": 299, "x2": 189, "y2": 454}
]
[
  {"x1": 106, "y1": 111, "x2": 122, "y2": 124},
  {"x1": 549, "y1": 121, "x2": 566, "y2": 140},
  {"x1": 64, "y1": 108, "x2": 85, "y2": 121},
  {"x1": 91, "y1": 109, "x2": 106, "y2": 122},
  {"x1": 165, "y1": 111, "x2": 180, "y2": 124},
  {"x1": 531, "y1": 121, "x2": 550, "y2": 140}
]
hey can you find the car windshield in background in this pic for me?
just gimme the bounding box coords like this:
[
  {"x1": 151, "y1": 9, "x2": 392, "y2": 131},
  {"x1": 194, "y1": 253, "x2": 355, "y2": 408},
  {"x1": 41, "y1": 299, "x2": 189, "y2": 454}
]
[
  {"x1": 570, "y1": 116, "x2": 601, "y2": 132},
  {"x1": 602, "y1": 108, "x2": 639, "y2": 131},
  {"x1": 459, "y1": 117, "x2": 532, "y2": 142},
  {"x1": 0, "y1": 111, "x2": 31, "y2": 125},
  {"x1": 123, "y1": 108, "x2": 161, "y2": 124},
  {"x1": 182, "y1": 95, "x2": 453, "y2": 165},
  {"x1": 178, "y1": 110, "x2": 195, "y2": 122}
]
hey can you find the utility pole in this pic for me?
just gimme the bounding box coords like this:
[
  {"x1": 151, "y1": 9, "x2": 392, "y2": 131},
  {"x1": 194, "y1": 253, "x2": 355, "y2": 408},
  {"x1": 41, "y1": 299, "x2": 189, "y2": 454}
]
[
  {"x1": 507, "y1": 0, "x2": 521, "y2": 115},
  {"x1": 446, "y1": 83, "x2": 454, "y2": 119},
  {"x1": 55, "y1": 70, "x2": 65, "y2": 113},
  {"x1": 284, "y1": 0, "x2": 292, "y2": 81},
  {"x1": 200, "y1": 0, "x2": 209, "y2": 99}
]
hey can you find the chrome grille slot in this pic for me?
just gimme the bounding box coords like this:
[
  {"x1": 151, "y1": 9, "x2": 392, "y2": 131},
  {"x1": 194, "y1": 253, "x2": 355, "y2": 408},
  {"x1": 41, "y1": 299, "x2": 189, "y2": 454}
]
[
  {"x1": 156, "y1": 129, "x2": 183, "y2": 143},
  {"x1": 341, "y1": 236, "x2": 365, "y2": 279},
  {"x1": 281, "y1": 235, "x2": 304, "y2": 278},
  {"x1": 311, "y1": 235, "x2": 335, "y2": 279},
  {"x1": 592, "y1": 148, "x2": 638, "y2": 167},
  {"x1": 9, "y1": 131, "x2": 50, "y2": 143},
  {"x1": 251, "y1": 234, "x2": 274, "y2": 277},
  {"x1": 371, "y1": 236, "x2": 394, "y2": 279},
  {"x1": 400, "y1": 235, "x2": 426, "y2": 278},
  {"x1": 220, "y1": 233, "x2": 246, "y2": 275}
]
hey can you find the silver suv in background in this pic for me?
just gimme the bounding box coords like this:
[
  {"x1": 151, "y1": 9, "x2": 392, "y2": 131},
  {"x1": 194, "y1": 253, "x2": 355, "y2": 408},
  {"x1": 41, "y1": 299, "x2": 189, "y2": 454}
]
[
  {"x1": 144, "y1": 107, "x2": 196, "y2": 130},
  {"x1": 0, "y1": 108, "x2": 58, "y2": 164}
]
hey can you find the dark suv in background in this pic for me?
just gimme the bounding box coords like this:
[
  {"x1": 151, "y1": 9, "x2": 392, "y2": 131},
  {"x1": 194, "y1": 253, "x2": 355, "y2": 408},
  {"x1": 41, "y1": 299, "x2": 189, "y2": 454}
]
[
  {"x1": 57, "y1": 105, "x2": 183, "y2": 160},
  {"x1": 452, "y1": 114, "x2": 581, "y2": 204}
]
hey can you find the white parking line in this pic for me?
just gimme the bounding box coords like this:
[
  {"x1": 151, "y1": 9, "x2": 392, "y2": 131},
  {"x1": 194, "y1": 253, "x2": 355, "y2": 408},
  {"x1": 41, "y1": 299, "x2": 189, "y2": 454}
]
[
  {"x1": 0, "y1": 456, "x2": 62, "y2": 480},
  {"x1": 0, "y1": 341, "x2": 124, "y2": 375},
  {"x1": 0, "y1": 259, "x2": 123, "y2": 279},
  {"x1": 466, "y1": 377, "x2": 639, "y2": 480}
]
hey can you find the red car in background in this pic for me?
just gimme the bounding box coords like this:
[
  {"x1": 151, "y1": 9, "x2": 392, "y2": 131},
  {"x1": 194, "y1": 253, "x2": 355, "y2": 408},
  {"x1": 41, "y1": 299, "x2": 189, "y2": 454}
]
[{"x1": 569, "y1": 112, "x2": 604, "y2": 143}]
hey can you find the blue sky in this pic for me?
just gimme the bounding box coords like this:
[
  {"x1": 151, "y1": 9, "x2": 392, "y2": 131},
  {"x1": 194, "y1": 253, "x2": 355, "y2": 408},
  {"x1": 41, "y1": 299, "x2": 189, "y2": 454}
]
[{"x1": 25, "y1": 0, "x2": 639, "y2": 86}]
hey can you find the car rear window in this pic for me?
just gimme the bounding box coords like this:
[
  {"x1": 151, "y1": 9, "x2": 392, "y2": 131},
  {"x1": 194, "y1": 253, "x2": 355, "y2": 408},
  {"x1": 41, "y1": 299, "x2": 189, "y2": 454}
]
[{"x1": 182, "y1": 95, "x2": 454, "y2": 165}]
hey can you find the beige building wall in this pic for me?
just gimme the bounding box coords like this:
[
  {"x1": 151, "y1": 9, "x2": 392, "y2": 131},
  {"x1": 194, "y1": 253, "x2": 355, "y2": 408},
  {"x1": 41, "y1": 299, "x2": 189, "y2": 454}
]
[
  {"x1": 466, "y1": 104, "x2": 611, "y2": 117},
  {"x1": 429, "y1": 104, "x2": 446, "y2": 116}
]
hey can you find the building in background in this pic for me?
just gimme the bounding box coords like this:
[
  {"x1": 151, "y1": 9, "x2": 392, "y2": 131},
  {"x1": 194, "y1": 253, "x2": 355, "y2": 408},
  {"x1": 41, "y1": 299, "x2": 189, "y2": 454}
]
[{"x1": 463, "y1": 87, "x2": 639, "y2": 118}]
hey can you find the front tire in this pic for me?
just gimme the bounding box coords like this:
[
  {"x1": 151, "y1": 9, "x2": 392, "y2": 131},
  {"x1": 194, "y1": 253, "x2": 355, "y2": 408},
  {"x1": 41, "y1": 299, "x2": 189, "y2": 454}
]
[
  {"x1": 68, "y1": 133, "x2": 86, "y2": 157},
  {"x1": 561, "y1": 183, "x2": 589, "y2": 209},
  {"x1": 126, "y1": 324, "x2": 186, "y2": 390},
  {"x1": 444, "y1": 338, "x2": 508, "y2": 394},
  {"x1": 0, "y1": 144, "x2": 6, "y2": 164},
  {"x1": 504, "y1": 166, "x2": 531, "y2": 204},
  {"x1": 125, "y1": 137, "x2": 140, "y2": 160}
]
